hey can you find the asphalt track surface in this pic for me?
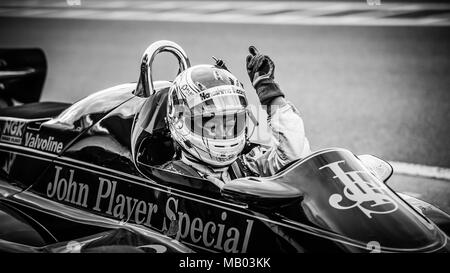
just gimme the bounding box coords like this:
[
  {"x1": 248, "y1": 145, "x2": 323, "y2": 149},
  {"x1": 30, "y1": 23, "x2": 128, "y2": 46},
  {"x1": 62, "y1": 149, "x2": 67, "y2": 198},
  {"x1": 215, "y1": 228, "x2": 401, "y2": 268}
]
[{"x1": 0, "y1": 1, "x2": 449, "y2": 212}]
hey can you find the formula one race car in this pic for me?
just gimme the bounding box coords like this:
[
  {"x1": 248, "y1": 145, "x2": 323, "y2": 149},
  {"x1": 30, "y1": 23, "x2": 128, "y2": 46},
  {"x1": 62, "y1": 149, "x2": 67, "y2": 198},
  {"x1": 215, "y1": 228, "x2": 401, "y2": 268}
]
[{"x1": 0, "y1": 41, "x2": 449, "y2": 253}]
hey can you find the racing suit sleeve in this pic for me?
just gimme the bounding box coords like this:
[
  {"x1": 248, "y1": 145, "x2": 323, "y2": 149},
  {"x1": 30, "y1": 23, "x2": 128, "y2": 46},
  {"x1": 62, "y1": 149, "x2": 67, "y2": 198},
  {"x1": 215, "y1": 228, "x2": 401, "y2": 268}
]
[{"x1": 239, "y1": 101, "x2": 311, "y2": 177}]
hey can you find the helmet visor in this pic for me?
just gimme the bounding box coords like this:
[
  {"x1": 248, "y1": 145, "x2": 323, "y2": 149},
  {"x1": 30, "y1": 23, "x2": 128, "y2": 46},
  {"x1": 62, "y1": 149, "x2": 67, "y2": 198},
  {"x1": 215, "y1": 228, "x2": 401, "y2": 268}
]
[{"x1": 186, "y1": 110, "x2": 246, "y2": 140}]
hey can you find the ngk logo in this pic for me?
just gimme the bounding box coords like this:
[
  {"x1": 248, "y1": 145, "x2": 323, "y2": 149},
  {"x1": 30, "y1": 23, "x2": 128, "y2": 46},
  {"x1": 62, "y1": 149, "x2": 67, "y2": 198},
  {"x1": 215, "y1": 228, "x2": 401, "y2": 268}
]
[
  {"x1": 1, "y1": 120, "x2": 26, "y2": 144},
  {"x1": 2, "y1": 120, "x2": 25, "y2": 137}
]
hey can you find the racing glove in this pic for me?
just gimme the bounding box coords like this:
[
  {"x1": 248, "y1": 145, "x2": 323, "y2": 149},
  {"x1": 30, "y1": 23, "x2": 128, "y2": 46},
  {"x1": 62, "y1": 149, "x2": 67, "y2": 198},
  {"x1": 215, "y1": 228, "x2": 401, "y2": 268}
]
[{"x1": 246, "y1": 46, "x2": 284, "y2": 105}]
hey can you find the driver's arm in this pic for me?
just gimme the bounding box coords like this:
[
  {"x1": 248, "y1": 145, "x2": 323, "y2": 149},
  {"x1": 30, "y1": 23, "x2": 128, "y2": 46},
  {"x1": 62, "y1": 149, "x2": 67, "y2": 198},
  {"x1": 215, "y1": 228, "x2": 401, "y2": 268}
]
[{"x1": 240, "y1": 47, "x2": 310, "y2": 176}]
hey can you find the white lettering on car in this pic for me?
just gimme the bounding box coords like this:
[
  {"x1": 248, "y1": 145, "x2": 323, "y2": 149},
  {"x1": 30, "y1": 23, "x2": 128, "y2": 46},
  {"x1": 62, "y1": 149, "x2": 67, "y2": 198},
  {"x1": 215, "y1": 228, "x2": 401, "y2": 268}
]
[
  {"x1": 165, "y1": 197, "x2": 254, "y2": 253},
  {"x1": 47, "y1": 166, "x2": 89, "y2": 207},
  {"x1": 1, "y1": 120, "x2": 26, "y2": 144},
  {"x1": 24, "y1": 132, "x2": 63, "y2": 153},
  {"x1": 93, "y1": 177, "x2": 158, "y2": 225},
  {"x1": 47, "y1": 166, "x2": 254, "y2": 253},
  {"x1": 319, "y1": 160, "x2": 398, "y2": 218}
]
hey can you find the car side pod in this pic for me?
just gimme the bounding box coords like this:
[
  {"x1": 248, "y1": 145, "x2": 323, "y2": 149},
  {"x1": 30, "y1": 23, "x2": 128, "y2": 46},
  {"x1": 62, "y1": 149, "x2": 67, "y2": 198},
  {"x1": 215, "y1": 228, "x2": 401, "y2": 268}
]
[{"x1": 134, "y1": 40, "x2": 191, "y2": 98}]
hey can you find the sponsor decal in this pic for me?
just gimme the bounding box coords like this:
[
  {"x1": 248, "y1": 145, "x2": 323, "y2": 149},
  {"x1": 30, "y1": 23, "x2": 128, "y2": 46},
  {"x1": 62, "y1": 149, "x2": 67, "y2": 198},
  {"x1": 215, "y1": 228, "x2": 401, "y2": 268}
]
[
  {"x1": 24, "y1": 132, "x2": 64, "y2": 153},
  {"x1": 187, "y1": 86, "x2": 245, "y2": 107},
  {"x1": 1, "y1": 120, "x2": 26, "y2": 144},
  {"x1": 319, "y1": 160, "x2": 398, "y2": 218},
  {"x1": 179, "y1": 84, "x2": 195, "y2": 97},
  {"x1": 46, "y1": 166, "x2": 254, "y2": 253},
  {"x1": 92, "y1": 177, "x2": 159, "y2": 226},
  {"x1": 199, "y1": 88, "x2": 245, "y2": 101},
  {"x1": 163, "y1": 197, "x2": 253, "y2": 253},
  {"x1": 47, "y1": 166, "x2": 89, "y2": 207}
]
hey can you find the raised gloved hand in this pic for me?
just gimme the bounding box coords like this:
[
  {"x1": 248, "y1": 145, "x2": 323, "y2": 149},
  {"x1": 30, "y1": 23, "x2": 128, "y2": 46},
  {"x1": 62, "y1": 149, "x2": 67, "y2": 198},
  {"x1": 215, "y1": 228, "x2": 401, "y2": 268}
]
[{"x1": 246, "y1": 46, "x2": 284, "y2": 105}]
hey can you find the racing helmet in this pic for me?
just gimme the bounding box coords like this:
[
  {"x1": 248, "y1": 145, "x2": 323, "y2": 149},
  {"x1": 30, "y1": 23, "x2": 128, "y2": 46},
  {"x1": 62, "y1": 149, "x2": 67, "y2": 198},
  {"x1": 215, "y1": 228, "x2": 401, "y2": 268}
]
[{"x1": 167, "y1": 64, "x2": 248, "y2": 167}]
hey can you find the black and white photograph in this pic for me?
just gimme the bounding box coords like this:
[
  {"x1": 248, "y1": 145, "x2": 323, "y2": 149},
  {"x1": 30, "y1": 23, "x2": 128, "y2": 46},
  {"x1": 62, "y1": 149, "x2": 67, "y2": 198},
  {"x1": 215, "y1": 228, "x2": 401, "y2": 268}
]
[{"x1": 0, "y1": 0, "x2": 449, "y2": 262}]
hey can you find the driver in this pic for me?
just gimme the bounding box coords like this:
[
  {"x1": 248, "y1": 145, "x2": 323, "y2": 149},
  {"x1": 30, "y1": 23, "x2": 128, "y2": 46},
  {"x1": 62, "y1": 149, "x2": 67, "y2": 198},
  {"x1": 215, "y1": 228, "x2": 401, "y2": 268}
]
[{"x1": 162, "y1": 46, "x2": 310, "y2": 187}]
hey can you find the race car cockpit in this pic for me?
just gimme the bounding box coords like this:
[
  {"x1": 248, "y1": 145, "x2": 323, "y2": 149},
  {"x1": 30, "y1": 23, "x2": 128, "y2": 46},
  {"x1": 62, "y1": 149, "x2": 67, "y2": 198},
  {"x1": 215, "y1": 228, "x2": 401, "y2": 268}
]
[
  {"x1": 128, "y1": 41, "x2": 280, "y2": 199},
  {"x1": 129, "y1": 41, "x2": 223, "y2": 194}
]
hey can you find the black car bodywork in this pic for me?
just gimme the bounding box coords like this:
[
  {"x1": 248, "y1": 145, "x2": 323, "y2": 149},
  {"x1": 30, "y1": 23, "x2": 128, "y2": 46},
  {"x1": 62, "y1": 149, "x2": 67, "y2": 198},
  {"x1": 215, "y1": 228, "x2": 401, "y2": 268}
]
[{"x1": 0, "y1": 43, "x2": 449, "y2": 253}]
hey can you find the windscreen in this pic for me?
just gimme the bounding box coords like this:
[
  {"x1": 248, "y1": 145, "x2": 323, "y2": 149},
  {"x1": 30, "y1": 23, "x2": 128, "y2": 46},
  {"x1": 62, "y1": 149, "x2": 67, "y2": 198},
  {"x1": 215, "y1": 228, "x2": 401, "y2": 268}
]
[{"x1": 275, "y1": 148, "x2": 446, "y2": 252}]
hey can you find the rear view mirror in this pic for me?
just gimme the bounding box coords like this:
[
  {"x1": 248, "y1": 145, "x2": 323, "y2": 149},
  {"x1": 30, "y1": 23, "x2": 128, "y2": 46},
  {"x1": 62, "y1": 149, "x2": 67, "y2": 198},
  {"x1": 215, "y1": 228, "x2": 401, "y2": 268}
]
[{"x1": 358, "y1": 154, "x2": 393, "y2": 183}]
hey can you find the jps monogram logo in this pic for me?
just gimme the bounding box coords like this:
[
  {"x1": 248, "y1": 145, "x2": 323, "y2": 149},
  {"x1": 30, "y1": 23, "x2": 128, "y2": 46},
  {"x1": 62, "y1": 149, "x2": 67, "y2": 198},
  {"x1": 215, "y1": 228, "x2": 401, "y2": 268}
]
[{"x1": 319, "y1": 160, "x2": 398, "y2": 218}]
